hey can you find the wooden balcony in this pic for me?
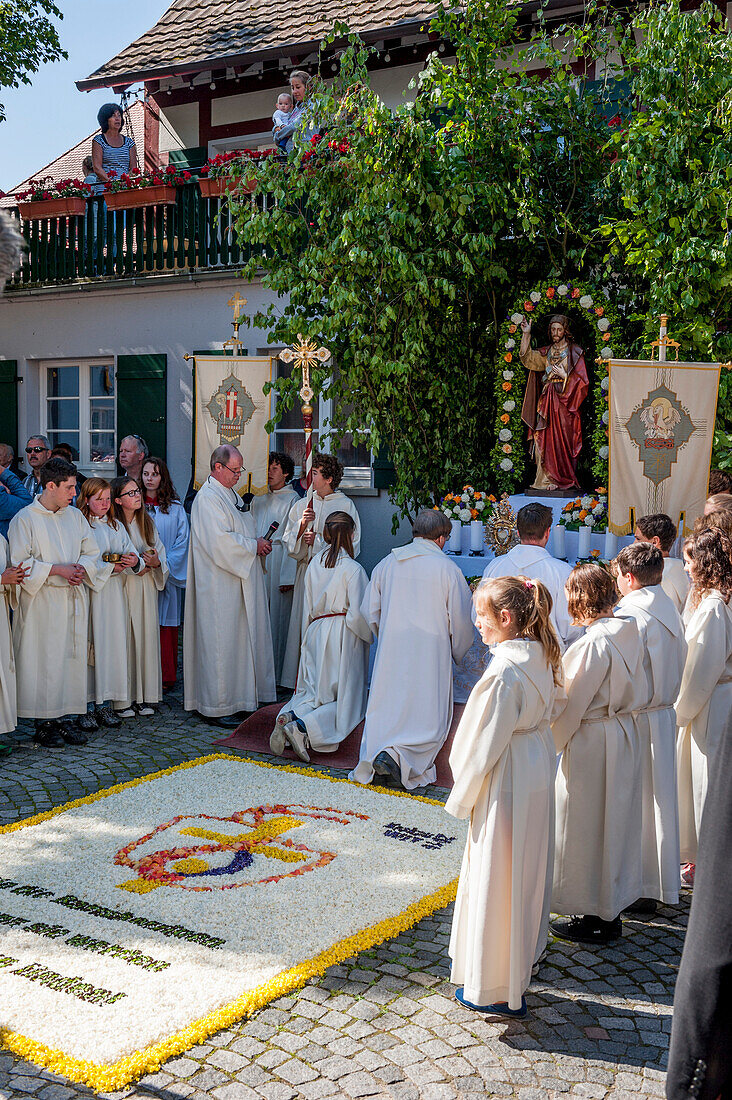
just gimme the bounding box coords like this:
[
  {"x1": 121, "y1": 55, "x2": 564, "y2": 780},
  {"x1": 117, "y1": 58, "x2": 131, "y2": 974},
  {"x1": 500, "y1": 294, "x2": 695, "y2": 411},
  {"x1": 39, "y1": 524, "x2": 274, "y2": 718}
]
[{"x1": 5, "y1": 186, "x2": 262, "y2": 290}]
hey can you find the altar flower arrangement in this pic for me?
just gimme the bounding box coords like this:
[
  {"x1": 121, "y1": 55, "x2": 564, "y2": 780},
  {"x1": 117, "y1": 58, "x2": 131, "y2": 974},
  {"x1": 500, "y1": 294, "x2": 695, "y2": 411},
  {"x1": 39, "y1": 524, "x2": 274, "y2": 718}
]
[
  {"x1": 558, "y1": 490, "x2": 608, "y2": 531},
  {"x1": 441, "y1": 486, "x2": 495, "y2": 522}
]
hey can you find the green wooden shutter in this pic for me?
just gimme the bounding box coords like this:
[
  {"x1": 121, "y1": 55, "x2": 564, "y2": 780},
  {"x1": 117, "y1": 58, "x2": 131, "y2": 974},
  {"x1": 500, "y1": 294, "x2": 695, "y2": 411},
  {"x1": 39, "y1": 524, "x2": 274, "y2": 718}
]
[
  {"x1": 0, "y1": 361, "x2": 19, "y2": 452},
  {"x1": 373, "y1": 445, "x2": 396, "y2": 490},
  {"x1": 116, "y1": 354, "x2": 167, "y2": 460}
]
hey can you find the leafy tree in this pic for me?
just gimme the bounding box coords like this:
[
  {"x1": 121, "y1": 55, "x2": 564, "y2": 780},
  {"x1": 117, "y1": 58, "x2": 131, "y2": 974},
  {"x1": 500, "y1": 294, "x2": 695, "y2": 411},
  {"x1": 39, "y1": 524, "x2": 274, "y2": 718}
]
[{"x1": 0, "y1": 0, "x2": 66, "y2": 122}]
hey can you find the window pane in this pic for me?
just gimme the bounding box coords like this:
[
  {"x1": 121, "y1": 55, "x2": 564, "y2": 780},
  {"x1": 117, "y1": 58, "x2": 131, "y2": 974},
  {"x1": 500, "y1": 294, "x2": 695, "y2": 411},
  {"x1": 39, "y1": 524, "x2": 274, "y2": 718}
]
[
  {"x1": 90, "y1": 400, "x2": 115, "y2": 432},
  {"x1": 90, "y1": 365, "x2": 115, "y2": 397},
  {"x1": 335, "y1": 432, "x2": 371, "y2": 469},
  {"x1": 47, "y1": 401, "x2": 80, "y2": 430},
  {"x1": 89, "y1": 432, "x2": 116, "y2": 464},
  {"x1": 48, "y1": 431, "x2": 80, "y2": 459},
  {"x1": 272, "y1": 430, "x2": 319, "y2": 470},
  {"x1": 47, "y1": 365, "x2": 79, "y2": 398}
]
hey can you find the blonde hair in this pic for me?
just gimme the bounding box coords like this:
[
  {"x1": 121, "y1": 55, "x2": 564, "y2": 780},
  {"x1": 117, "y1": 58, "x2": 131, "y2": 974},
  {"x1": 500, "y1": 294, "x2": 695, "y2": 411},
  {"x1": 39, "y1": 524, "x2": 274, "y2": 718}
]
[
  {"x1": 566, "y1": 562, "x2": 617, "y2": 623},
  {"x1": 474, "y1": 575, "x2": 562, "y2": 686},
  {"x1": 76, "y1": 477, "x2": 118, "y2": 528},
  {"x1": 705, "y1": 492, "x2": 732, "y2": 514}
]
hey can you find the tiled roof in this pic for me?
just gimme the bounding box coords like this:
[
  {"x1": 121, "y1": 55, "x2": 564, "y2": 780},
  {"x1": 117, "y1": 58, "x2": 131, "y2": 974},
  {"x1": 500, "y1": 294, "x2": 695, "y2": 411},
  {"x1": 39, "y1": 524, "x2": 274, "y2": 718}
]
[
  {"x1": 79, "y1": 0, "x2": 440, "y2": 88},
  {"x1": 0, "y1": 103, "x2": 146, "y2": 208}
]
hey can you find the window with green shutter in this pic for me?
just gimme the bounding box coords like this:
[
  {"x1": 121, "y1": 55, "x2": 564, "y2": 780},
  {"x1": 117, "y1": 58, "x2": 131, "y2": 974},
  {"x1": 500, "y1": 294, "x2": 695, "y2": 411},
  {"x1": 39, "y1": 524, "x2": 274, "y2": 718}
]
[
  {"x1": 116, "y1": 355, "x2": 167, "y2": 460},
  {"x1": 0, "y1": 361, "x2": 19, "y2": 452}
]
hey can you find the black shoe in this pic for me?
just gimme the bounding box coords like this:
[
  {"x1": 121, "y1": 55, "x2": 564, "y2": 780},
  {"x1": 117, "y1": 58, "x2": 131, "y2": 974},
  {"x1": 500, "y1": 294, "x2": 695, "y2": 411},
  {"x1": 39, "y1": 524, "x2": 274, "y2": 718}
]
[
  {"x1": 550, "y1": 915, "x2": 622, "y2": 945},
  {"x1": 209, "y1": 714, "x2": 241, "y2": 729},
  {"x1": 0, "y1": 742, "x2": 11, "y2": 757},
  {"x1": 373, "y1": 751, "x2": 403, "y2": 786},
  {"x1": 95, "y1": 706, "x2": 122, "y2": 728},
  {"x1": 77, "y1": 712, "x2": 99, "y2": 732},
  {"x1": 56, "y1": 723, "x2": 88, "y2": 746},
  {"x1": 34, "y1": 721, "x2": 64, "y2": 748},
  {"x1": 623, "y1": 897, "x2": 658, "y2": 916}
]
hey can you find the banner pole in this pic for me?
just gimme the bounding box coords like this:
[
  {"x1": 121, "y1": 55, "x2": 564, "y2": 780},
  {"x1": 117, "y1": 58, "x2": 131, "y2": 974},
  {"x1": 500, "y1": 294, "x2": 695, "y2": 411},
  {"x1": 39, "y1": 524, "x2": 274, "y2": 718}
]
[{"x1": 278, "y1": 335, "x2": 332, "y2": 532}]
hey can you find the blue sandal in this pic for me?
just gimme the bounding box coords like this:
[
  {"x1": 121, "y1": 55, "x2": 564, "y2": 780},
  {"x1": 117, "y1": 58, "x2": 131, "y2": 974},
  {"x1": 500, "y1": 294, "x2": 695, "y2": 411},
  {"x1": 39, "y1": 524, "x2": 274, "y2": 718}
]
[{"x1": 454, "y1": 987, "x2": 527, "y2": 1018}]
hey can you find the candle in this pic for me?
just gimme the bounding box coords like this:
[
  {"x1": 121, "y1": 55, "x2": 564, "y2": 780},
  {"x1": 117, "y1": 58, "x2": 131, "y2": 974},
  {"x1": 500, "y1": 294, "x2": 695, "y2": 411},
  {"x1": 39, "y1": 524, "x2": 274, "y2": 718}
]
[
  {"x1": 470, "y1": 520, "x2": 484, "y2": 554},
  {"x1": 578, "y1": 524, "x2": 592, "y2": 558},
  {"x1": 603, "y1": 530, "x2": 618, "y2": 560},
  {"x1": 553, "y1": 523, "x2": 566, "y2": 559},
  {"x1": 449, "y1": 519, "x2": 462, "y2": 554}
]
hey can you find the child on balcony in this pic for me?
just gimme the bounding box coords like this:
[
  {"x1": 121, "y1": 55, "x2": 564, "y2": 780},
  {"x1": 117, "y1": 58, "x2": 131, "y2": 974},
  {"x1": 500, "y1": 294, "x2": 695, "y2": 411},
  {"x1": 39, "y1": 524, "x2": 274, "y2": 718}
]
[{"x1": 272, "y1": 92, "x2": 294, "y2": 150}]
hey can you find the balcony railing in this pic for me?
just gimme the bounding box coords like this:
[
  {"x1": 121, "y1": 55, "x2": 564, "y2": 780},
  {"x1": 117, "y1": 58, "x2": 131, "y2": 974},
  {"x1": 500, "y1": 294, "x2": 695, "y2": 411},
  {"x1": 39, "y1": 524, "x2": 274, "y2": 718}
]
[{"x1": 6, "y1": 186, "x2": 264, "y2": 289}]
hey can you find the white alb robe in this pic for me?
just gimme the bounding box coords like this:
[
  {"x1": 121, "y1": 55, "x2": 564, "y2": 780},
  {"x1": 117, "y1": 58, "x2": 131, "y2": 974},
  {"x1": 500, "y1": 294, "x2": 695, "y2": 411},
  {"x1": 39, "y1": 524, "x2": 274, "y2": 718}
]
[
  {"x1": 251, "y1": 485, "x2": 298, "y2": 682},
  {"x1": 148, "y1": 501, "x2": 189, "y2": 627},
  {"x1": 661, "y1": 556, "x2": 690, "y2": 616},
  {"x1": 280, "y1": 491, "x2": 361, "y2": 689},
  {"x1": 287, "y1": 549, "x2": 371, "y2": 751},
  {"x1": 482, "y1": 543, "x2": 580, "y2": 649},
  {"x1": 616, "y1": 585, "x2": 686, "y2": 902},
  {"x1": 121, "y1": 521, "x2": 169, "y2": 707},
  {"x1": 87, "y1": 518, "x2": 140, "y2": 704},
  {"x1": 675, "y1": 590, "x2": 732, "y2": 863},
  {"x1": 9, "y1": 499, "x2": 100, "y2": 719},
  {"x1": 350, "y1": 538, "x2": 474, "y2": 789},
  {"x1": 447, "y1": 640, "x2": 560, "y2": 1010},
  {"x1": 184, "y1": 477, "x2": 276, "y2": 717},
  {"x1": 552, "y1": 616, "x2": 644, "y2": 920},
  {"x1": 0, "y1": 535, "x2": 17, "y2": 735}
]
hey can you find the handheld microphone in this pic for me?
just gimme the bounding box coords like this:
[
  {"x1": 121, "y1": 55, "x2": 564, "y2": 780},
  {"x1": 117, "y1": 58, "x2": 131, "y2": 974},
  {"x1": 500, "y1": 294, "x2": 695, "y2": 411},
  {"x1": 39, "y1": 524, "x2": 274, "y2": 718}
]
[{"x1": 264, "y1": 521, "x2": 279, "y2": 541}]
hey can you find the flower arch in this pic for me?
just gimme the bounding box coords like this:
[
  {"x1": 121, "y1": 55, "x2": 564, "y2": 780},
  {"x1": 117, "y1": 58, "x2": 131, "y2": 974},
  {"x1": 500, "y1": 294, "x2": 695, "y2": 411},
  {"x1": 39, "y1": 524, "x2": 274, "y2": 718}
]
[{"x1": 490, "y1": 281, "x2": 627, "y2": 494}]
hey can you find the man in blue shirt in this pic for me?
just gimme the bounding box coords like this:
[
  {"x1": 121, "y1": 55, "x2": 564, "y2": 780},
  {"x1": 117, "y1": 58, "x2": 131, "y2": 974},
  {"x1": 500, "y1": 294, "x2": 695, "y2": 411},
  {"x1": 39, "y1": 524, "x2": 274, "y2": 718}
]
[{"x1": 0, "y1": 443, "x2": 32, "y2": 537}]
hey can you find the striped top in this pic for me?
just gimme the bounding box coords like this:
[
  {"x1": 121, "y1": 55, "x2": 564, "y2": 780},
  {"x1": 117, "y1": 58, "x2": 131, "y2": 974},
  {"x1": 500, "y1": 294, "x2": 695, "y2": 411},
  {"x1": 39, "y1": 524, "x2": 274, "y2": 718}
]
[{"x1": 93, "y1": 133, "x2": 135, "y2": 177}]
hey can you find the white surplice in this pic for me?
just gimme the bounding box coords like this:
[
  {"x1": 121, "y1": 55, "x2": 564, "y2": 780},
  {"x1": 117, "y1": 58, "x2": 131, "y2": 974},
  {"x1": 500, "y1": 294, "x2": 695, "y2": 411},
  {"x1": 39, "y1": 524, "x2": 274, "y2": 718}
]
[
  {"x1": 482, "y1": 543, "x2": 580, "y2": 649},
  {"x1": 286, "y1": 549, "x2": 371, "y2": 751},
  {"x1": 280, "y1": 491, "x2": 361, "y2": 689},
  {"x1": 552, "y1": 616, "x2": 644, "y2": 920},
  {"x1": 9, "y1": 499, "x2": 100, "y2": 719},
  {"x1": 675, "y1": 590, "x2": 732, "y2": 863},
  {"x1": 87, "y1": 517, "x2": 140, "y2": 704},
  {"x1": 148, "y1": 501, "x2": 189, "y2": 627},
  {"x1": 350, "y1": 538, "x2": 474, "y2": 790},
  {"x1": 616, "y1": 585, "x2": 686, "y2": 903},
  {"x1": 251, "y1": 485, "x2": 298, "y2": 682},
  {"x1": 184, "y1": 477, "x2": 276, "y2": 717},
  {"x1": 446, "y1": 639, "x2": 560, "y2": 1010},
  {"x1": 120, "y1": 521, "x2": 169, "y2": 707},
  {"x1": 0, "y1": 535, "x2": 17, "y2": 734},
  {"x1": 661, "y1": 556, "x2": 690, "y2": 616}
]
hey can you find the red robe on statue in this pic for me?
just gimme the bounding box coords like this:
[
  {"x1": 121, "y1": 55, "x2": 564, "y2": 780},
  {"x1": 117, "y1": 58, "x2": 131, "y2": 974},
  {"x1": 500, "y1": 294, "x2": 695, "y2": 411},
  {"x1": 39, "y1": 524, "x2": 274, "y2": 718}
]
[{"x1": 520, "y1": 342, "x2": 589, "y2": 491}]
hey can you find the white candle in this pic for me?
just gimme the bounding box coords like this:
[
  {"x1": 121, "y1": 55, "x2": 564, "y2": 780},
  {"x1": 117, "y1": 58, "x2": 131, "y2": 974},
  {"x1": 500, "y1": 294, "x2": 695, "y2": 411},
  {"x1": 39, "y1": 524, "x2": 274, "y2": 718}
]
[
  {"x1": 470, "y1": 519, "x2": 484, "y2": 553},
  {"x1": 578, "y1": 524, "x2": 592, "y2": 558},
  {"x1": 553, "y1": 523, "x2": 566, "y2": 559},
  {"x1": 603, "y1": 530, "x2": 618, "y2": 560},
  {"x1": 449, "y1": 519, "x2": 462, "y2": 554}
]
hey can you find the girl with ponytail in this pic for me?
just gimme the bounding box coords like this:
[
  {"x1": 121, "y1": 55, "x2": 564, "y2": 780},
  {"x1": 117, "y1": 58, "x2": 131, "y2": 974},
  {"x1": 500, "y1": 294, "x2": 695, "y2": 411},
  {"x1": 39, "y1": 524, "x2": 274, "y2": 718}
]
[
  {"x1": 445, "y1": 575, "x2": 563, "y2": 1019},
  {"x1": 550, "y1": 561, "x2": 645, "y2": 946},
  {"x1": 270, "y1": 512, "x2": 371, "y2": 761}
]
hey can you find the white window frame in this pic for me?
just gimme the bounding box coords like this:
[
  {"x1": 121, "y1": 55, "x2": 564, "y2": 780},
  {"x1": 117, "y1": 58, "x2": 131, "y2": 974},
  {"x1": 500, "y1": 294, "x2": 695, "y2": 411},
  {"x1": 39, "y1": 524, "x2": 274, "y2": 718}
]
[{"x1": 40, "y1": 357, "x2": 117, "y2": 477}]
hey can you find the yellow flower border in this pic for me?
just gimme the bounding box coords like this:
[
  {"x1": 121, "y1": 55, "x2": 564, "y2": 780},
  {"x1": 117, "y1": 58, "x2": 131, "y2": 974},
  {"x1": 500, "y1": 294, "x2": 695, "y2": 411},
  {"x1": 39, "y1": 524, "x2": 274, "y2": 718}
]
[{"x1": 0, "y1": 753, "x2": 458, "y2": 1093}]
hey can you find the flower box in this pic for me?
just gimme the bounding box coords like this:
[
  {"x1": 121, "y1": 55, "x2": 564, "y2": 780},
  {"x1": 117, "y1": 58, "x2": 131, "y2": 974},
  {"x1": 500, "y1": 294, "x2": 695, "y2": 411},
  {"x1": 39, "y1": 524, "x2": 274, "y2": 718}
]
[
  {"x1": 105, "y1": 185, "x2": 177, "y2": 211},
  {"x1": 18, "y1": 196, "x2": 88, "y2": 219},
  {"x1": 198, "y1": 176, "x2": 256, "y2": 198}
]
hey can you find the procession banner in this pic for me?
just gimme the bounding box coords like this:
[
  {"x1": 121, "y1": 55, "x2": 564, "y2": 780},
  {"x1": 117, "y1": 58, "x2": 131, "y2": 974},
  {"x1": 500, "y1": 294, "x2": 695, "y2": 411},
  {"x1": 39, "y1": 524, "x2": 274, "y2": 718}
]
[
  {"x1": 193, "y1": 355, "x2": 272, "y2": 495},
  {"x1": 608, "y1": 358, "x2": 721, "y2": 536}
]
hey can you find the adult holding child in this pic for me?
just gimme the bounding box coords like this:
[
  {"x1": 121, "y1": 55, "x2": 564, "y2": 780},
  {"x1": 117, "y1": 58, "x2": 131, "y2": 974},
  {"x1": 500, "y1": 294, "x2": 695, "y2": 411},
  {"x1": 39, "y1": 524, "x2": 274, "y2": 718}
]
[
  {"x1": 272, "y1": 512, "x2": 371, "y2": 762},
  {"x1": 446, "y1": 576, "x2": 563, "y2": 1019},
  {"x1": 77, "y1": 479, "x2": 139, "y2": 728},
  {"x1": 274, "y1": 70, "x2": 317, "y2": 153},
  {"x1": 111, "y1": 476, "x2": 168, "y2": 717},
  {"x1": 142, "y1": 457, "x2": 189, "y2": 691}
]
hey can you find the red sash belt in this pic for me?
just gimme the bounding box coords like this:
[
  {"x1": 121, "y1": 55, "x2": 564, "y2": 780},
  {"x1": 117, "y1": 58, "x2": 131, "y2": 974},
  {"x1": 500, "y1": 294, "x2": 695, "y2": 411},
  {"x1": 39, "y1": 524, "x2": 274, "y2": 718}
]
[{"x1": 310, "y1": 612, "x2": 347, "y2": 622}]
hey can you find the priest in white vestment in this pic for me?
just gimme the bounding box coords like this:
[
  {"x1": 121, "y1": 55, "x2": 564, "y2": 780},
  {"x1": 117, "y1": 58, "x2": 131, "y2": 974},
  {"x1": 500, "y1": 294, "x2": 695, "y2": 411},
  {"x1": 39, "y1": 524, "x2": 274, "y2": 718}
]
[
  {"x1": 251, "y1": 452, "x2": 299, "y2": 684},
  {"x1": 184, "y1": 445, "x2": 276, "y2": 726},
  {"x1": 614, "y1": 544, "x2": 685, "y2": 906},
  {"x1": 280, "y1": 454, "x2": 361, "y2": 689},
  {"x1": 9, "y1": 458, "x2": 100, "y2": 747},
  {"x1": 0, "y1": 534, "x2": 27, "y2": 746},
  {"x1": 551, "y1": 565, "x2": 644, "y2": 942},
  {"x1": 482, "y1": 502, "x2": 579, "y2": 649},
  {"x1": 350, "y1": 509, "x2": 474, "y2": 790}
]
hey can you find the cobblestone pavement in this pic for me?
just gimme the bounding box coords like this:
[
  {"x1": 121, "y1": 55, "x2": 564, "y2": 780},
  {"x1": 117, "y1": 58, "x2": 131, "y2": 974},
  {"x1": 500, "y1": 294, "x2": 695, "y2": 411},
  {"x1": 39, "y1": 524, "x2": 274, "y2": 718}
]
[{"x1": 0, "y1": 687, "x2": 684, "y2": 1100}]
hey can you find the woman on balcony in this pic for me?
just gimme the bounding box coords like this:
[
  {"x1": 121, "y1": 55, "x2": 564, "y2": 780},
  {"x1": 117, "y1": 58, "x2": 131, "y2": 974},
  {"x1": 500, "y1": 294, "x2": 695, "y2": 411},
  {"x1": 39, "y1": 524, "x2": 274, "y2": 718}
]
[
  {"x1": 275, "y1": 70, "x2": 318, "y2": 153},
  {"x1": 91, "y1": 103, "x2": 138, "y2": 185}
]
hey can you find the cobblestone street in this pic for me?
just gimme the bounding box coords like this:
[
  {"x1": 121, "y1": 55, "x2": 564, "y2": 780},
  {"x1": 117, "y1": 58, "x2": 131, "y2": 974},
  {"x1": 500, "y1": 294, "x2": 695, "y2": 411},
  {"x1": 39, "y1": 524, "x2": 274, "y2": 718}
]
[{"x1": 0, "y1": 687, "x2": 682, "y2": 1100}]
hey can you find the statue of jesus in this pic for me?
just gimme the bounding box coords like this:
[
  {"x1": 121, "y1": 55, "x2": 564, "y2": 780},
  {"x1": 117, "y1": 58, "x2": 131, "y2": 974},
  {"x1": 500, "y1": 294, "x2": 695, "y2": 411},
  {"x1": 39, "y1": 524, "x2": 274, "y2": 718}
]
[{"x1": 519, "y1": 314, "x2": 589, "y2": 491}]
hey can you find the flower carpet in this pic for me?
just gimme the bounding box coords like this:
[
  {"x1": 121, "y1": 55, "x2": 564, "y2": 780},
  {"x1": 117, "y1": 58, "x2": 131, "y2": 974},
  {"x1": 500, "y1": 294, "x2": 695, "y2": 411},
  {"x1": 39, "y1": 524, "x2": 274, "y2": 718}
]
[{"x1": 0, "y1": 754, "x2": 465, "y2": 1092}]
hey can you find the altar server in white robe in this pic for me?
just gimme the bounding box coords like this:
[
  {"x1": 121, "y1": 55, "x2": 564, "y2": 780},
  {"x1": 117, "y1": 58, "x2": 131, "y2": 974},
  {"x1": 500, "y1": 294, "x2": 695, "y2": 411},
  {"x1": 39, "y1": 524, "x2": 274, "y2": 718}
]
[
  {"x1": 251, "y1": 452, "x2": 298, "y2": 683},
  {"x1": 75, "y1": 479, "x2": 139, "y2": 727},
  {"x1": 184, "y1": 446, "x2": 276, "y2": 727},
  {"x1": 482, "y1": 502, "x2": 579, "y2": 649},
  {"x1": 675, "y1": 528, "x2": 732, "y2": 869},
  {"x1": 350, "y1": 509, "x2": 474, "y2": 790},
  {"x1": 447, "y1": 576, "x2": 563, "y2": 1018},
  {"x1": 0, "y1": 535, "x2": 27, "y2": 752},
  {"x1": 273, "y1": 512, "x2": 371, "y2": 761},
  {"x1": 141, "y1": 457, "x2": 189, "y2": 691},
  {"x1": 614, "y1": 543, "x2": 685, "y2": 907},
  {"x1": 634, "y1": 513, "x2": 690, "y2": 615},
  {"x1": 280, "y1": 453, "x2": 360, "y2": 689},
  {"x1": 550, "y1": 563, "x2": 644, "y2": 944},
  {"x1": 111, "y1": 476, "x2": 168, "y2": 716},
  {"x1": 9, "y1": 458, "x2": 101, "y2": 747}
]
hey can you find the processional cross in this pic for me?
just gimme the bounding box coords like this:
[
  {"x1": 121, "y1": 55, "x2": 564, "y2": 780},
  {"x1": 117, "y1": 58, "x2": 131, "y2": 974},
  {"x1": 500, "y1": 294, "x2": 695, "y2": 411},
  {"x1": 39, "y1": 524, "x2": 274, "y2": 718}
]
[
  {"x1": 278, "y1": 335, "x2": 332, "y2": 516},
  {"x1": 224, "y1": 292, "x2": 248, "y2": 355}
]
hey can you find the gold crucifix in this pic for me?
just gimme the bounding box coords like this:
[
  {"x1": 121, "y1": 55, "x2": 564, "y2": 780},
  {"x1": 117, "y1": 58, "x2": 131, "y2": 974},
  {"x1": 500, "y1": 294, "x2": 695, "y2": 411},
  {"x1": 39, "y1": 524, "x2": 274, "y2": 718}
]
[
  {"x1": 228, "y1": 291, "x2": 247, "y2": 320},
  {"x1": 224, "y1": 292, "x2": 248, "y2": 355},
  {"x1": 278, "y1": 333, "x2": 331, "y2": 404}
]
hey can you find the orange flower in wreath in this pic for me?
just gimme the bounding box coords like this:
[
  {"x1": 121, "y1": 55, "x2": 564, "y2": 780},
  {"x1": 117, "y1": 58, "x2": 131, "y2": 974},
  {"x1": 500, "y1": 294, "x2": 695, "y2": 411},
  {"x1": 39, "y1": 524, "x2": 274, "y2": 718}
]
[
  {"x1": 508, "y1": 324, "x2": 517, "y2": 334},
  {"x1": 571, "y1": 288, "x2": 581, "y2": 299},
  {"x1": 546, "y1": 287, "x2": 555, "y2": 299},
  {"x1": 595, "y1": 306, "x2": 604, "y2": 317},
  {"x1": 524, "y1": 300, "x2": 534, "y2": 312},
  {"x1": 503, "y1": 444, "x2": 513, "y2": 454},
  {"x1": 502, "y1": 382, "x2": 512, "y2": 392},
  {"x1": 500, "y1": 413, "x2": 510, "y2": 424},
  {"x1": 603, "y1": 333, "x2": 611, "y2": 341},
  {"x1": 504, "y1": 352, "x2": 513, "y2": 363}
]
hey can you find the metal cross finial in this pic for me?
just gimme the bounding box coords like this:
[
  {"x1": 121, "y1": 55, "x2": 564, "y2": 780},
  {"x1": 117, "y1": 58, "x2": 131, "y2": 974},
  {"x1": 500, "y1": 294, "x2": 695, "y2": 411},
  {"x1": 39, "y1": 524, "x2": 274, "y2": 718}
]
[
  {"x1": 278, "y1": 334, "x2": 331, "y2": 403},
  {"x1": 227, "y1": 292, "x2": 247, "y2": 321}
]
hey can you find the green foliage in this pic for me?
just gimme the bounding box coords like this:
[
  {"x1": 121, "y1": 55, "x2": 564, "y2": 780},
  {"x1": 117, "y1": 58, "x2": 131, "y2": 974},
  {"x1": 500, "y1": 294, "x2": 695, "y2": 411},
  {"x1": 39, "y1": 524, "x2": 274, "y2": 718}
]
[{"x1": 0, "y1": 0, "x2": 66, "y2": 122}]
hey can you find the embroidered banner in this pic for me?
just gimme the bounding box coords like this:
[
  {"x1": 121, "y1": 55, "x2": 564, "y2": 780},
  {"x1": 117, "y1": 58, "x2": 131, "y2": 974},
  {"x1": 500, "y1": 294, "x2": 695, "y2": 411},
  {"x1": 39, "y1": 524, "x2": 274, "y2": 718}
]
[
  {"x1": 608, "y1": 359, "x2": 721, "y2": 536},
  {"x1": 193, "y1": 356, "x2": 272, "y2": 495}
]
